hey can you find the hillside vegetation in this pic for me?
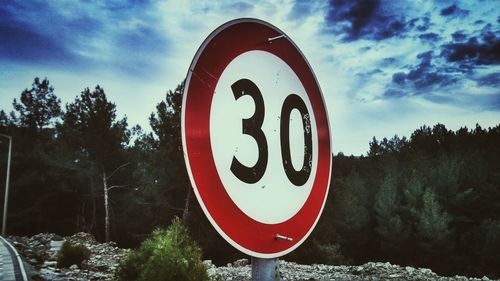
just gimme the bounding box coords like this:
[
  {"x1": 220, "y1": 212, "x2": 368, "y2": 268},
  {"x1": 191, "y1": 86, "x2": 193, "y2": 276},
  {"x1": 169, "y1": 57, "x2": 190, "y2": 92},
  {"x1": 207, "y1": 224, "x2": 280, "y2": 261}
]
[{"x1": 1, "y1": 77, "x2": 499, "y2": 278}]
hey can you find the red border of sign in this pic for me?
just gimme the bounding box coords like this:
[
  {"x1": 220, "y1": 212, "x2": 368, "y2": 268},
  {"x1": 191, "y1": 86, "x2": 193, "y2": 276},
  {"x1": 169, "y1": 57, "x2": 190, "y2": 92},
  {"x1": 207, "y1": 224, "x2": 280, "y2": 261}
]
[{"x1": 181, "y1": 18, "x2": 332, "y2": 258}]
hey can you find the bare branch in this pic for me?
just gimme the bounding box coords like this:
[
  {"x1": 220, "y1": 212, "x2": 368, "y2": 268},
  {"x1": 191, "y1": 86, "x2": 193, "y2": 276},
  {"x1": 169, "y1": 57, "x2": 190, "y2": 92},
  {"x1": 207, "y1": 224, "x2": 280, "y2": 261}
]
[
  {"x1": 106, "y1": 163, "x2": 130, "y2": 180},
  {"x1": 108, "y1": 184, "x2": 129, "y2": 191}
]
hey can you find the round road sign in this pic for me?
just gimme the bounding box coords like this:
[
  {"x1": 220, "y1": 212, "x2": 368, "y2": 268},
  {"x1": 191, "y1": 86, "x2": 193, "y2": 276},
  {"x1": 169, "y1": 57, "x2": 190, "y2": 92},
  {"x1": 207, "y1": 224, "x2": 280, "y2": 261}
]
[{"x1": 182, "y1": 18, "x2": 332, "y2": 258}]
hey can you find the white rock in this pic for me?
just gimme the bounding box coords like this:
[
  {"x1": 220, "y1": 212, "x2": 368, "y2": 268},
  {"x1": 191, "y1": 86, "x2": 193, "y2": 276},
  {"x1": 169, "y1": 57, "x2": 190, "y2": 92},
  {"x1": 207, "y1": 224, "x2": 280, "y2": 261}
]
[{"x1": 43, "y1": 260, "x2": 57, "y2": 267}]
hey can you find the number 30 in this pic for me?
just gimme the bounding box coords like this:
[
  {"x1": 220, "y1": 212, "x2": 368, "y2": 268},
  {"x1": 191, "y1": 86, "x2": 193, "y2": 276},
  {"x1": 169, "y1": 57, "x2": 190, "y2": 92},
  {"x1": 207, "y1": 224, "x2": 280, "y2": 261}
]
[{"x1": 230, "y1": 79, "x2": 313, "y2": 186}]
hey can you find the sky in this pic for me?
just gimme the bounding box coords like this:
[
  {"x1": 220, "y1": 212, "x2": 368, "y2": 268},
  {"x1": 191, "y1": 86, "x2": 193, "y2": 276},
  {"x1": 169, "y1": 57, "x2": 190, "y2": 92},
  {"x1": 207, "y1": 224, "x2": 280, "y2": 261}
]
[{"x1": 0, "y1": 0, "x2": 499, "y2": 155}]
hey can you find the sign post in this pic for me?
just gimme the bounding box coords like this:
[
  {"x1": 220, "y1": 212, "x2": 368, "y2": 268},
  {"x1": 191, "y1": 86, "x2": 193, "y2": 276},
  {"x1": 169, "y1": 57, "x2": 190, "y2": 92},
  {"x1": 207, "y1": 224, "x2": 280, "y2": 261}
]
[
  {"x1": 182, "y1": 18, "x2": 332, "y2": 280},
  {"x1": 0, "y1": 133, "x2": 12, "y2": 236},
  {"x1": 252, "y1": 257, "x2": 279, "y2": 281}
]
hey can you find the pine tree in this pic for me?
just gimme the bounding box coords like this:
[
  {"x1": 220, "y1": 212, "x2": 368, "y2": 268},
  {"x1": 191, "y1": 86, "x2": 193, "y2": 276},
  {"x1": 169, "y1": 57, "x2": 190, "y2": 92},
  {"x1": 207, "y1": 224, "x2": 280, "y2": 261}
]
[
  {"x1": 331, "y1": 169, "x2": 371, "y2": 260},
  {"x1": 417, "y1": 188, "x2": 449, "y2": 242},
  {"x1": 148, "y1": 83, "x2": 192, "y2": 223},
  {"x1": 60, "y1": 85, "x2": 129, "y2": 240},
  {"x1": 374, "y1": 170, "x2": 408, "y2": 261},
  {"x1": 12, "y1": 77, "x2": 61, "y2": 131}
]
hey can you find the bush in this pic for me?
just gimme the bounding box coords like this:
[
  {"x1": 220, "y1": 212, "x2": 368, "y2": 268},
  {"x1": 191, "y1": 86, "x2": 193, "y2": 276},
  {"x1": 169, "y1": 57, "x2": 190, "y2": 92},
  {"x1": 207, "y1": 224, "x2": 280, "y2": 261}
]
[
  {"x1": 289, "y1": 238, "x2": 346, "y2": 265},
  {"x1": 116, "y1": 218, "x2": 208, "y2": 281},
  {"x1": 57, "y1": 241, "x2": 91, "y2": 268}
]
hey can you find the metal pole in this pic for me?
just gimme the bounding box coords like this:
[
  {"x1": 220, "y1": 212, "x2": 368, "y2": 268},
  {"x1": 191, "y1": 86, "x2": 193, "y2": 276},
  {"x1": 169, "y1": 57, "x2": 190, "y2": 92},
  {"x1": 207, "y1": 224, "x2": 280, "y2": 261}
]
[
  {"x1": 251, "y1": 257, "x2": 279, "y2": 281},
  {"x1": 0, "y1": 133, "x2": 12, "y2": 236}
]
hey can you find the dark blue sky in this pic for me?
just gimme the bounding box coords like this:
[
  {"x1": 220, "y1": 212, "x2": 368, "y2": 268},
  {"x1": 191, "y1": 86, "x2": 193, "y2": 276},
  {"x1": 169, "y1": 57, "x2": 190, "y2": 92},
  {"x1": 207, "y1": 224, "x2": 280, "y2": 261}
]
[{"x1": 1, "y1": 0, "x2": 499, "y2": 155}]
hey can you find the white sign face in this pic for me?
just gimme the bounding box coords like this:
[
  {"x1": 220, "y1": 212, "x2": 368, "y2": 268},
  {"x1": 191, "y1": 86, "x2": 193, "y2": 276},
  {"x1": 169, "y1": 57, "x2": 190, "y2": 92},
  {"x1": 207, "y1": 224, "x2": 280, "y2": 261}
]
[{"x1": 210, "y1": 50, "x2": 319, "y2": 224}]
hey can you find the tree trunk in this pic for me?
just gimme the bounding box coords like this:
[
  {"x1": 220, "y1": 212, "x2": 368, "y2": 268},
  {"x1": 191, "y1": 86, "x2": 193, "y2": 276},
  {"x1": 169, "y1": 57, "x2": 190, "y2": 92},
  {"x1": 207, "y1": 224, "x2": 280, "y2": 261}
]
[
  {"x1": 182, "y1": 187, "x2": 192, "y2": 223},
  {"x1": 89, "y1": 176, "x2": 96, "y2": 234},
  {"x1": 103, "y1": 171, "x2": 110, "y2": 242},
  {"x1": 77, "y1": 203, "x2": 85, "y2": 232},
  {"x1": 101, "y1": 163, "x2": 129, "y2": 242}
]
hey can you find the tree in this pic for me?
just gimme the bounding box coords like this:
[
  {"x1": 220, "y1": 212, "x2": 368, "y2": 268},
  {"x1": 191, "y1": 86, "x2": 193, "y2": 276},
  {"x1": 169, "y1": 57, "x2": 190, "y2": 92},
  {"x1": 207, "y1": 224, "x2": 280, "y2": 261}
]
[
  {"x1": 400, "y1": 169, "x2": 426, "y2": 260},
  {"x1": 480, "y1": 220, "x2": 500, "y2": 276},
  {"x1": 116, "y1": 218, "x2": 208, "y2": 281},
  {"x1": 374, "y1": 170, "x2": 408, "y2": 261},
  {"x1": 330, "y1": 169, "x2": 371, "y2": 261},
  {"x1": 61, "y1": 86, "x2": 128, "y2": 166},
  {"x1": 404, "y1": 170, "x2": 424, "y2": 209},
  {"x1": 436, "y1": 154, "x2": 461, "y2": 193},
  {"x1": 12, "y1": 77, "x2": 61, "y2": 131},
  {"x1": 417, "y1": 188, "x2": 450, "y2": 242},
  {"x1": 368, "y1": 135, "x2": 408, "y2": 156},
  {"x1": 0, "y1": 110, "x2": 11, "y2": 128},
  {"x1": 368, "y1": 137, "x2": 383, "y2": 157},
  {"x1": 102, "y1": 163, "x2": 129, "y2": 242},
  {"x1": 1, "y1": 78, "x2": 85, "y2": 236},
  {"x1": 416, "y1": 188, "x2": 452, "y2": 269},
  {"x1": 148, "y1": 83, "x2": 192, "y2": 223},
  {"x1": 60, "y1": 85, "x2": 129, "y2": 241}
]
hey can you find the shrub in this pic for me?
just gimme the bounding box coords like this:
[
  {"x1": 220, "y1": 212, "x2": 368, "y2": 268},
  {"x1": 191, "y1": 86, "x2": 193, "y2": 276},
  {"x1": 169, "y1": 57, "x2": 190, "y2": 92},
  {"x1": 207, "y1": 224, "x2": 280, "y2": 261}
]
[
  {"x1": 116, "y1": 218, "x2": 208, "y2": 281},
  {"x1": 57, "y1": 241, "x2": 91, "y2": 268}
]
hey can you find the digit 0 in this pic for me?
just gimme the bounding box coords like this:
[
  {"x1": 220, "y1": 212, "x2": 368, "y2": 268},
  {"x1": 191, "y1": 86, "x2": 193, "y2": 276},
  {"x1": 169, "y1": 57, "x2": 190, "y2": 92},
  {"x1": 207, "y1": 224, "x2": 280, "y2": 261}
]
[
  {"x1": 230, "y1": 79, "x2": 312, "y2": 186},
  {"x1": 280, "y1": 94, "x2": 312, "y2": 186}
]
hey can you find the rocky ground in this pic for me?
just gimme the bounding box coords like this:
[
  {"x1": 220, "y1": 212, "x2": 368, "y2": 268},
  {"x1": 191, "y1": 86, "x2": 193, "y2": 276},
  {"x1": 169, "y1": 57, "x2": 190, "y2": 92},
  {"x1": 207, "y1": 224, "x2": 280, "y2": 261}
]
[
  {"x1": 207, "y1": 259, "x2": 497, "y2": 281},
  {"x1": 8, "y1": 232, "x2": 128, "y2": 280},
  {"x1": 6, "y1": 233, "x2": 498, "y2": 281}
]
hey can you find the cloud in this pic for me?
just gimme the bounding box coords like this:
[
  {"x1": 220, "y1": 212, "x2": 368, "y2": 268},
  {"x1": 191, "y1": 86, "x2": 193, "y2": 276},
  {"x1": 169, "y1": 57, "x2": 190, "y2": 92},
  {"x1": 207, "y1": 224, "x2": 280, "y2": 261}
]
[
  {"x1": 0, "y1": 2, "x2": 77, "y2": 65},
  {"x1": 288, "y1": 1, "x2": 315, "y2": 20},
  {"x1": 226, "y1": 2, "x2": 254, "y2": 14},
  {"x1": 0, "y1": 0, "x2": 171, "y2": 78},
  {"x1": 392, "y1": 72, "x2": 406, "y2": 85},
  {"x1": 477, "y1": 73, "x2": 500, "y2": 87},
  {"x1": 419, "y1": 32, "x2": 440, "y2": 42},
  {"x1": 440, "y1": 4, "x2": 469, "y2": 18},
  {"x1": 324, "y1": 0, "x2": 409, "y2": 41},
  {"x1": 409, "y1": 16, "x2": 432, "y2": 32},
  {"x1": 378, "y1": 5, "x2": 500, "y2": 112},
  {"x1": 389, "y1": 51, "x2": 457, "y2": 91},
  {"x1": 383, "y1": 89, "x2": 406, "y2": 98},
  {"x1": 451, "y1": 31, "x2": 467, "y2": 42},
  {"x1": 441, "y1": 25, "x2": 500, "y2": 66},
  {"x1": 383, "y1": 45, "x2": 499, "y2": 111},
  {"x1": 440, "y1": 4, "x2": 456, "y2": 16}
]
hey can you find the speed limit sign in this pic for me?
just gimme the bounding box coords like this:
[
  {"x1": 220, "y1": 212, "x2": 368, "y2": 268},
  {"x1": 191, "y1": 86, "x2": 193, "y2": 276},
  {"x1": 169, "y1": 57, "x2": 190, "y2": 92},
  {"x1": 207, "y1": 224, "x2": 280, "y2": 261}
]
[{"x1": 182, "y1": 18, "x2": 332, "y2": 258}]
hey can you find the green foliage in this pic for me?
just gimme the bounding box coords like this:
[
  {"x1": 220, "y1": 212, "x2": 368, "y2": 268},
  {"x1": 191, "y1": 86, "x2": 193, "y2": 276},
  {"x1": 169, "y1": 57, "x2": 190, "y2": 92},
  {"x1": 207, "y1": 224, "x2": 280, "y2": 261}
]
[
  {"x1": 402, "y1": 169, "x2": 424, "y2": 220},
  {"x1": 57, "y1": 241, "x2": 91, "y2": 268},
  {"x1": 0, "y1": 110, "x2": 10, "y2": 127},
  {"x1": 480, "y1": 220, "x2": 500, "y2": 273},
  {"x1": 2, "y1": 77, "x2": 500, "y2": 279},
  {"x1": 417, "y1": 188, "x2": 450, "y2": 241},
  {"x1": 116, "y1": 218, "x2": 208, "y2": 281},
  {"x1": 324, "y1": 123, "x2": 500, "y2": 277},
  {"x1": 335, "y1": 169, "x2": 370, "y2": 231},
  {"x1": 147, "y1": 83, "x2": 191, "y2": 224},
  {"x1": 368, "y1": 135, "x2": 408, "y2": 156},
  {"x1": 291, "y1": 238, "x2": 347, "y2": 265},
  {"x1": 374, "y1": 171, "x2": 408, "y2": 260},
  {"x1": 374, "y1": 172, "x2": 407, "y2": 240},
  {"x1": 58, "y1": 85, "x2": 132, "y2": 240},
  {"x1": 328, "y1": 169, "x2": 371, "y2": 261},
  {"x1": 60, "y1": 85, "x2": 129, "y2": 167},
  {"x1": 12, "y1": 77, "x2": 62, "y2": 131},
  {"x1": 315, "y1": 241, "x2": 346, "y2": 265},
  {"x1": 374, "y1": 172, "x2": 398, "y2": 222}
]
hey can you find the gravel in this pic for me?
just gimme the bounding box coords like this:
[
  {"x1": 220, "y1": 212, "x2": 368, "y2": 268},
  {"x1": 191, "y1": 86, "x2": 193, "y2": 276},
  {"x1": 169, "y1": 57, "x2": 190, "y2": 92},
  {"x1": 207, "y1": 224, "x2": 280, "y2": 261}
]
[{"x1": 7, "y1": 233, "x2": 498, "y2": 281}]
